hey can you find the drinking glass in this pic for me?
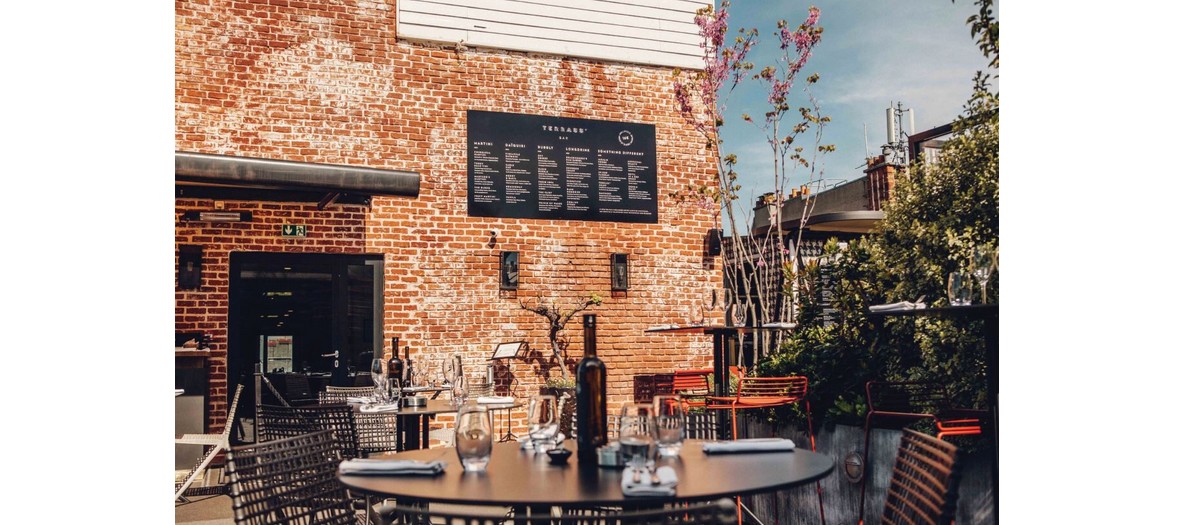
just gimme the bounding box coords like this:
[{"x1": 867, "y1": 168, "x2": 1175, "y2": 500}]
[
  {"x1": 618, "y1": 403, "x2": 655, "y2": 470},
  {"x1": 652, "y1": 395, "x2": 686, "y2": 457},
  {"x1": 527, "y1": 395, "x2": 559, "y2": 453},
  {"x1": 971, "y1": 245, "x2": 997, "y2": 304},
  {"x1": 454, "y1": 401, "x2": 493, "y2": 472},
  {"x1": 369, "y1": 357, "x2": 387, "y2": 404},
  {"x1": 947, "y1": 271, "x2": 972, "y2": 306},
  {"x1": 702, "y1": 287, "x2": 720, "y2": 325}
]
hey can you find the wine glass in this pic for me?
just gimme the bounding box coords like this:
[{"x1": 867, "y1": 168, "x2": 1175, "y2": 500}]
[
  {"x1": 971, "y1": 245, "x2": 997, "y2": 304},
  {"x1": 527, "y1": 395, "x2": 558, "y2": 453},
  {"x1": 618, "y1": 403, "x2": 655, "y2": 473},
  {"x1": 729, "y1": 302, "x2": 746, "y2": 327},
  {"x1": 369, "y1": 357, "x2": 387, "y2": 404},
  {"x1": 702, "y1": 287, "x2": 720, "y2": 325}
]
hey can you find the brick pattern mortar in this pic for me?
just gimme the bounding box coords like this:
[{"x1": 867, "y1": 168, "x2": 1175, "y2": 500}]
[{"x1": 176, "y1": 0, "x2": 719, "y2": 436}]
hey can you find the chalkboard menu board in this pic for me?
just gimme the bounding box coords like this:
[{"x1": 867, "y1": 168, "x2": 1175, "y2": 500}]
[{"x1": 467, "y1": 110, "x2": 658, "y2": 223}]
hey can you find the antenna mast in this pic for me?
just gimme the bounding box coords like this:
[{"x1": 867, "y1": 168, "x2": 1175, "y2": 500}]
[{"x1": 881, "y1": 101, "x2": 915, "y2": 166}]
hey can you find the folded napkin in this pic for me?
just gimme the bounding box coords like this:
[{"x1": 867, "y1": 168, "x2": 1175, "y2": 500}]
[
  {"x1": 347, "y1": 396, "x2": 375, "y2": 404},
  {"x1": 868, "y1": 301, "x2": 927, "y2": 312},
  {"x1": 702, "y1": 438, "x2": 796, "y2": 454},
  {"x1": 338, "y1": 458, "x2": 446, "y2": 476},
  {"x1": 359, "y1": 403, "x2": 399, "y2": 413},
  {"x1": 477, "y1": 396, "x2": 515, "y2": 404},
  {"x1": 621, "y1": 466, "x2": 678, "y2": 497}
]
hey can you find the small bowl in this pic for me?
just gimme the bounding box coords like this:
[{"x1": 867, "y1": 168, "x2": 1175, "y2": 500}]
[{"x1": 546, "y1": 447, "x2": 572, "y2": 465}]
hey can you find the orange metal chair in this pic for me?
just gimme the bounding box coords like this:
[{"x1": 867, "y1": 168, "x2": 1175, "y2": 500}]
[
  {"x1": 858, "y1": 381, "x2": 985, "y2": 525},
  {"x1": 706, "y1": 375, "x2": 826, "y2": 525},
  {"x1": 673, "y1": 368, "x2": 713, "y2": 408}
]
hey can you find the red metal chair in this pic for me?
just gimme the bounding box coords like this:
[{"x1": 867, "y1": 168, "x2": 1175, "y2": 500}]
[
  {"x1": 858, "y1": 381, "x2": 985, "y2": 525},
  {"x1": 706, "y1": 375, "x2": 826, "y2": 525},
  {"x1": 672, "y1": 368, "x2": 713, "y2": 408}
]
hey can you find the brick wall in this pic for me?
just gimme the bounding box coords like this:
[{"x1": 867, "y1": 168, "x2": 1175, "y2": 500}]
[{"x1": 176, "y1": 0, "x2": 719, "y2": 436}]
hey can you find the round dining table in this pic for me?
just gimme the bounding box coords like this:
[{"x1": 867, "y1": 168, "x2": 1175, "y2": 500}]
[{"x1": 339, "y1": 439, "x2": 834, "y2": 507}]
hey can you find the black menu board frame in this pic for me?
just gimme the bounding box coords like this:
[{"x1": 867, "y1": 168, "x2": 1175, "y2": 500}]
[{"x1": 466, "y1": 110, "x2": 658, "y2": 224}]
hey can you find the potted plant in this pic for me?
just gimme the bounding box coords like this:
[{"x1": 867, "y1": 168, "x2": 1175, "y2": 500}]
[{"x1": 521, "y1": 293, "x2": 603, "y2": 436}]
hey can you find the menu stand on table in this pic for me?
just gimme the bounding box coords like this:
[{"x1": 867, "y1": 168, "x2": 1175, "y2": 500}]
[{"x1": 488, "y1": 341, "x2": 527, "y2": 442}]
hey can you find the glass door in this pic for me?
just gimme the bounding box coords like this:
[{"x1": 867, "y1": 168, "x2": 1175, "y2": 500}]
[{"x1": 229, "y1": 252, "x2": 383, "y2": 432}]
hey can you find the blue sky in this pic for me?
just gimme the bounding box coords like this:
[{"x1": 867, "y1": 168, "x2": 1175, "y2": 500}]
[{"x1": 715, "y1": 0, "x2": 996, "y2": 229}]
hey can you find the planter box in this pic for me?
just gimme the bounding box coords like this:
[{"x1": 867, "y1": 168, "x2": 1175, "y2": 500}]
[{"x1": 740, "y1": 420, "x2": 995, "y2": 525}]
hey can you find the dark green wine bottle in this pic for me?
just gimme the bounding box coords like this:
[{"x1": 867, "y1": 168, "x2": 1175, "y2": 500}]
[{"x1": 576, "y1": 314, "x2": 608, "y2": 465}]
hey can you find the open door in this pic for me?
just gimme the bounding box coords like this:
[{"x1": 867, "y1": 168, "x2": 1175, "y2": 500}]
[{"x1": 228, "y1": 252, "x2": 383, "y2": 439}]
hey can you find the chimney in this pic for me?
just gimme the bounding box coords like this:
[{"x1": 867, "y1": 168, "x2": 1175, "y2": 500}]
[{"x1": 864, "y1": 154, "x2": 900, "y2": 210}]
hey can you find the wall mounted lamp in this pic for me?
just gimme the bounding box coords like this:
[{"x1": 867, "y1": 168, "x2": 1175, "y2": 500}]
[
  {"x1": 181, "y1": 211, "x2": 253, "y2": 223},
  {"x1": 611, "y1": 253, "x2": 629, "y2": 291}
]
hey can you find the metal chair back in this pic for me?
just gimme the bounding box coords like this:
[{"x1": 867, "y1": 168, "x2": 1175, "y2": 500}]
[{"x1": 881, "y1": 429, "x2": 963, "y2": 525}]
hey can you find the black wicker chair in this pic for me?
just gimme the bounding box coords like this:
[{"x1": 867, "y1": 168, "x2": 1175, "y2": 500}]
[
  {"x1": 225, "y1": 429, "x2": 360, "y2": 525},
  {"x1": 256, "y1": 404, "x2": 361, "y2": 460},
  {"x1": 684, "y1": 410, "x2": 719, "y2": 440},
  {"x1": 379, "y1": 498, "x2": 737, "y2": 525}
]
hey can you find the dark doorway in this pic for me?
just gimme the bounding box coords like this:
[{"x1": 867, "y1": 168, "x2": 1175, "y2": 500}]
[{"x1": 228, "y1": 252, "x2": 383, "y2": 429}]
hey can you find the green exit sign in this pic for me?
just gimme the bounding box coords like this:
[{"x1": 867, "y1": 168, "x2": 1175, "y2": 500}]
[{"x1": 281, "y1": 224, "x2": 307, "y2": 237}]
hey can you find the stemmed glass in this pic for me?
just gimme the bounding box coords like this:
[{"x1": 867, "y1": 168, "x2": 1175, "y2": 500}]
[
  {"x1": 369, "y1": 357, "x2": 387, "y2": 404},
  {"x1": 527, "y1": 395, "x2": 559, "y2": 453},
  {"x1": 971, "y1": 245, "x2": 997, "y2": 304},
  {"x1": 702, "y1": 288, "x2": 720, "y2": 325}
]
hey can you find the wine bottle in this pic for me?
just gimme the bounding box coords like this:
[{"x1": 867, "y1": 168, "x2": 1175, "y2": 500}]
[
  {"x1": 576, "y1": 314, "x2": 608, "y2": 465},
  {"x1": 387, "y1": 337, "x2": 405, "y2": 393}
]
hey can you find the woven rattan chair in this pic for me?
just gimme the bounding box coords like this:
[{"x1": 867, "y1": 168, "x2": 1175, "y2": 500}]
[
  {"x1": 175, "y1": 383, "x2": 244, "y2": 502},
  {"x1": 684, "y1": 409, "x2": 719, "y2": 440},
  {"x1": 316, "y1": 388, "x2": 399, "y2": 455},
  {"x1": 880, "y1": 429, "x2": 963, "y2": 525},
  {"x1": 379, "y1": 498, "x2": 737, "y2": 525},
  {"x1": 256, "y1": 403, "x2": 361, "y2": 459},
  {"x1": 858, "y1": 381, "x2": 984, "y2": 525},
  {"x1": 225, "y1": 429, "x2": 361, "y2": 525}
]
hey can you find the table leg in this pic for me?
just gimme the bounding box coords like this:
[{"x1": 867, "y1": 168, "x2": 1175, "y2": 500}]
[
  {"x1": 711, "y1": 330, "x2": 731, "y2": 439},
  {"x1": 985, "y1": 311, "x2": 999, "y2": 522},
  {"x1": 399, "y1": 415, "x2": 421, "y2": 451}
]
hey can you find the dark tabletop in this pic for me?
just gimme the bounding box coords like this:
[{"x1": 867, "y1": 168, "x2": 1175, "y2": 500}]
[
  {"x1": 339, "y1": 439, "x2": 834, "y2": 506},
  {"x1": 356, "y1": 398, "x2": 520, "y2": 417}
]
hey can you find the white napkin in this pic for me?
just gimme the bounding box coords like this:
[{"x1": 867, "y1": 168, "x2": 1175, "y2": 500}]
[
  {"x1": 477, "y1": 396, "x2": 515, "y2": 405},
  {"x1": 338, "y1": 458, "x2": 446, "y2": 476},
  {"x1": 621, "y1": 466, "x2": 678, "y2": 497},
  {"x1": 347, "y1": 396, "x2": 375, "y2": 404},
  {"x1": 702, "y1": 438, "x2": 796, "y2": 454},
  {"x1": 359, "y1": 404, "x2": 399, "y2": 413},
  {"x1": 868, "y1": 301, "x2": 927, "y2": 312}
]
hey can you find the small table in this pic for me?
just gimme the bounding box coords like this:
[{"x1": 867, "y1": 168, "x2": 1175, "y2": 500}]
[
  {"x1": 340, "y1": 439, "x2": 833, "y2": 508},
  {"x1": 388, "y1": 398, "x2": 521, "y2": 451}
]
